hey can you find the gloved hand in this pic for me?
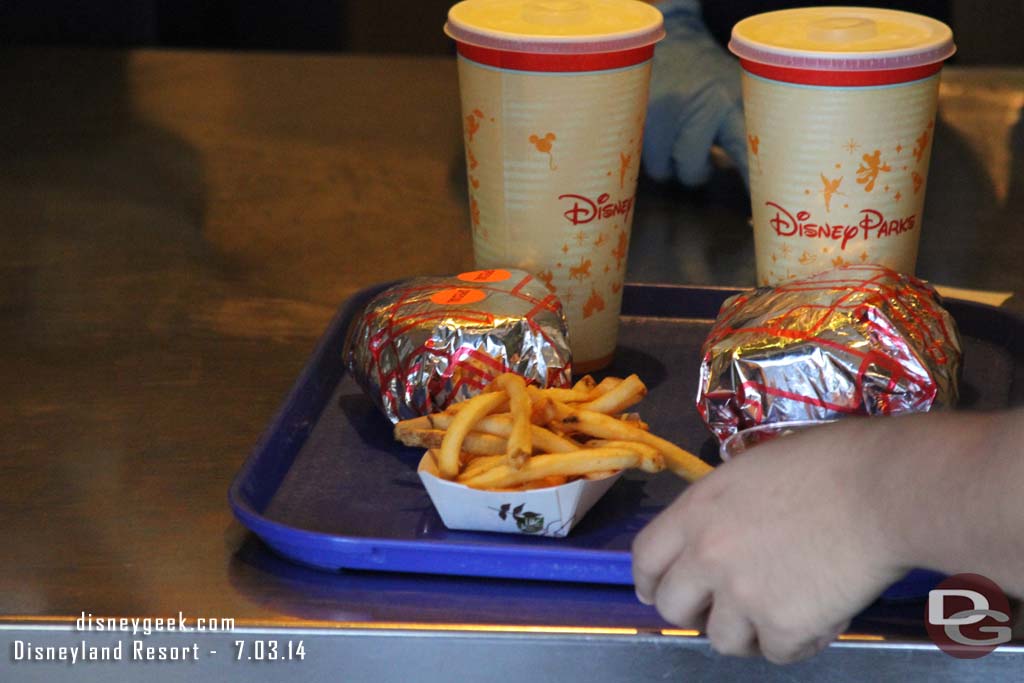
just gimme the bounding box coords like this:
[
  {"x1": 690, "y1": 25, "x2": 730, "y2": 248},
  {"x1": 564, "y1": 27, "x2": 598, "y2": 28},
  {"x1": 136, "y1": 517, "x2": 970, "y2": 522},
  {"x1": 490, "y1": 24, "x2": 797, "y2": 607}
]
[{"x1": 643, "y1": 0, "x2": 749, "y2": 187}]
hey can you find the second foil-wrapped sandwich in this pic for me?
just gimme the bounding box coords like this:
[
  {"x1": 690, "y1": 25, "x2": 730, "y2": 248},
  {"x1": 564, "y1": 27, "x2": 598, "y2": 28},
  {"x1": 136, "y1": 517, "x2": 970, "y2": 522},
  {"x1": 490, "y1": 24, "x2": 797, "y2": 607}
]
[{"x1": 697, "y1": 265, "x2": 962, "y2": 442}]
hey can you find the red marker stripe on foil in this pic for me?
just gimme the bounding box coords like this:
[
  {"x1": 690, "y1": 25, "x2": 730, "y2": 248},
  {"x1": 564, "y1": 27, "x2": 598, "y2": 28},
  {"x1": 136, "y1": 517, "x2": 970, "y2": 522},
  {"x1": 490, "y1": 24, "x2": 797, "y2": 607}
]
[
  {"x1": 739, "y1": 59, "x2": 942, "y2": 86},
  {"x1": 457, "y1": 43, "x2": 655, "y2": 72},
  {"x1": 510, "y1": 273, "x2": 533, "y2": 296}
]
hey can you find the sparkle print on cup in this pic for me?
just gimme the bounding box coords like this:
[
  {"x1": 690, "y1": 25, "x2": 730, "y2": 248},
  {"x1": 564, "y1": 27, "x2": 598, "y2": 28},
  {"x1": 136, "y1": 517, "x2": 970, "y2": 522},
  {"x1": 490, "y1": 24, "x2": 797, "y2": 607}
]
[
  {"x1": 618, "y1": 152, "x2": 631, "y2": 189},
  {"x1": 748, "y1": 133, "x2": 762, "y2": 172},
  {"x1": 456, "y1": 51, "x2": 654, "y2": 368},
  {"x1": 537, "y1": 269, "x2": 556, "y2": 292},
  {"x1": 470, "y1": 197, "x2": 481, "y2": 232},
  {"x1": 464, "y1": 108, "x2": 489, "y2": 237},
  {"x1": 466, "y1": 109, "x2": 483, "y2": 142},
  {"x1": 913, "y1": 121, "x2": 933, "y2": 164},
  {"x1": 612, "y1": 232, "x2": 628, "y2": 272}
]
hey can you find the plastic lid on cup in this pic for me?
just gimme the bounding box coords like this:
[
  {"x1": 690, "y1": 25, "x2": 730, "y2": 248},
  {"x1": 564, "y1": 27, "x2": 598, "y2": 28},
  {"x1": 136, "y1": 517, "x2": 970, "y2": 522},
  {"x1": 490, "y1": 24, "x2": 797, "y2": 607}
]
[
  {"x1": 729, "y1": 7, "x2": 955, "y2": 71},
  {"x1": 445, "y1": 0, "x2": 664, "y2": 54}
]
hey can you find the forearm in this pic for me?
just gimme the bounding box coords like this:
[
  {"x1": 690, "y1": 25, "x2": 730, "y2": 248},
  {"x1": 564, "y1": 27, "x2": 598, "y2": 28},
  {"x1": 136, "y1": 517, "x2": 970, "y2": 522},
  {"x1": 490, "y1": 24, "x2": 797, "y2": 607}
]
[{"x1": 863, "y1": 410, "x2": 1024, "y2": 596}]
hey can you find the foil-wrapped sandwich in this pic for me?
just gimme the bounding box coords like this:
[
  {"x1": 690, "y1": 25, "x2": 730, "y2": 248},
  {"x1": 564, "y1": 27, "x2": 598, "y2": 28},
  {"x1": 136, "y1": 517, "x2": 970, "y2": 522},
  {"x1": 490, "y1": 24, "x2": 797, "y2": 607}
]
[
  {"x1": 346, "y1": 269, "x2": 572, "y2": 423},
  {"x1": 697, "y1": 265, "x2": 962, "y2": 442}
]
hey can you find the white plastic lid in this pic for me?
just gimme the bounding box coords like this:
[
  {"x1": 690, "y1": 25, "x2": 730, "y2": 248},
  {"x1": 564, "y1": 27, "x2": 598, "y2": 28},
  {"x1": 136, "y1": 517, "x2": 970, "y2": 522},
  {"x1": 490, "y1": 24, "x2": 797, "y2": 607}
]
[
  {"x1": 446, "y1": 0, "x2": 664, "y2": 54},
  {"x1": 729, "y1": 7, "x2": 955, "y2": 71}
]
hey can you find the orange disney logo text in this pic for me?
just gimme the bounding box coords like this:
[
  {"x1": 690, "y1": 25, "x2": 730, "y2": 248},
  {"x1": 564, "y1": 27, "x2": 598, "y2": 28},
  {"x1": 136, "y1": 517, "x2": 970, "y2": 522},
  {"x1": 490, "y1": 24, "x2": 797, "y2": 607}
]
[
  {"x1": 558, "y1": 192, "x2": 634, "y2": 226},
  {"x1": 766, "y1": 201, "x2": 916, "y2": 250}
]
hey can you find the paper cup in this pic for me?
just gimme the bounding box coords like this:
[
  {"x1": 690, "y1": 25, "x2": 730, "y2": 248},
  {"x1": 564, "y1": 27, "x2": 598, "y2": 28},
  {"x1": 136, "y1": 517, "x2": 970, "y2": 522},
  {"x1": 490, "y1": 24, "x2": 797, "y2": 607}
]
[
  {"x1": 445, "y1": 0, "x2": 664, "y2": 373},
  {"x1": 729, "y1": 8, "x2": 955, "y2": 286},
  {"x1": 418, "y1": 451, "x2": 622, "y2": 537}
]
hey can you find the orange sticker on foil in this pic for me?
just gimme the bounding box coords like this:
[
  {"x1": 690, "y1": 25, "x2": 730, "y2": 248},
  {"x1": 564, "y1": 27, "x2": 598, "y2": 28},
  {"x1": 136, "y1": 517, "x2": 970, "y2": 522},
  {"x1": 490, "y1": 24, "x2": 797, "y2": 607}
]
[
  {"x1": 457, "y1": 269, "x2": 511, "y2": 283},
  {"x1": 430, "y1": 288, "x2": 487, "y2": 306}
]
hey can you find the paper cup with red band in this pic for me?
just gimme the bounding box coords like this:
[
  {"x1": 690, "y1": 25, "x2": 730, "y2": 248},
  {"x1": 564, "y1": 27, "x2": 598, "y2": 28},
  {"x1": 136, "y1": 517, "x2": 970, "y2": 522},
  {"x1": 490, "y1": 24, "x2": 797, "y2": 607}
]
[
  {"x1": 445, "y1": 0, "x2": 664, "y2": 373},
  {"x1": 728, "y1": 7, "x2": 955, "y2": 286}
]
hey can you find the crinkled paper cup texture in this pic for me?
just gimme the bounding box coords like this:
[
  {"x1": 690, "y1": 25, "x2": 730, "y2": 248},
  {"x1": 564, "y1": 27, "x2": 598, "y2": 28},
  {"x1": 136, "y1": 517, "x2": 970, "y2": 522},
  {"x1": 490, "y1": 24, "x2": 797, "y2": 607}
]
[
  {"x1": 447, "y1": 0, "x2": 664, "y2": 371},
  {"x1": 729, "y1": 7, "x2": 955, "y2": 285},
  {"x1": 744, "y1": 72, "x2": 939, "y2": 285},
  {"x1": 417, "y1": 452, "x2": 622, "y2": 538},
  {"x1": 697, "y1": 264, "x2": 962, "y2": 442},
  {"x1": 345, "y1": 269, "x2": 572, "y2": 423}
]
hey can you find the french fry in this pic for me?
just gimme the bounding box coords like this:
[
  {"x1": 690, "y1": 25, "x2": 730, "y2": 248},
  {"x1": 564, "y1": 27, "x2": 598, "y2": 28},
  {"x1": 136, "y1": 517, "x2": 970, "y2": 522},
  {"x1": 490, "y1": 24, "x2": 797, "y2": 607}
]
[
  {"x1": 445, "y1": 394, "x2": 509, "y2": 414},
  {"x1": 583, "y1": 470, "x2": 620, "y2": 480},
  {"x1": 492, "y1": 373, "x2": 532, "y2": 469},
  {"x1": 395, "y1": 428, "x2": 508, "y2": 456},
  {"x1": 529, "y1": 396, "x2": 559, "y2": 425},
  {"x1": 583, "y1": 440, "x2": 664, "y2": 473},
  {"x1": 409, "y1": 372, "x2": 713, "y2": 488},
  {"x1": 429, "y1": 412, "x2": 579, "y2": 454},
  {"x1": 394, "y1": 415, "x2": 431, "y2": 442},
  {"x1": 498, "y1": 475, "x2": 570, "y2": 491},
  {"x1": 458, "y1": 448, "x2": 643, "y2": 489},
  {"x1": 527, "y1": 376, "x2": 622, "y2": 404},
  {"x1": 527, "y1": 424, "x2": 580, "y2": 454},
  {"x1": 573, "y1": 375, "x2": 597, "y2": 392},
  {"x1": 558, "y1": 408, "x2": 712, "y2": 482},
  {"x1": 579, "y1": 374, "x2": 646, "y2": 414},
  {"x1": 460, "y1": 453, "x2": 505, "y2": 479},
  {"x1": 584, "y1": 375, "x2": 623, "y2": 400},
  {"x1": 618, "y1": 413, "x2": 649, "y2": 430},
  {"x1": 526, "y1": 387, "x2": 591, "y2": 403},
  {"x1": 437, "y1": 391, "x2": 509, "y2": 479}
]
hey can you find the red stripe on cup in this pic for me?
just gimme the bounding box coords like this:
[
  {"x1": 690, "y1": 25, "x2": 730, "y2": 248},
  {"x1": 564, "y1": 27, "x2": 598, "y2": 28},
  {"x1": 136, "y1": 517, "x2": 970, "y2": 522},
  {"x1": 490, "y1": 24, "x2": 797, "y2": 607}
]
[
  {"x1": 739, "y1": 59, "x2": 943, "y2": 86},
  {"x1": 456, "y1": 43, "x2": 655, "y2": 73}
]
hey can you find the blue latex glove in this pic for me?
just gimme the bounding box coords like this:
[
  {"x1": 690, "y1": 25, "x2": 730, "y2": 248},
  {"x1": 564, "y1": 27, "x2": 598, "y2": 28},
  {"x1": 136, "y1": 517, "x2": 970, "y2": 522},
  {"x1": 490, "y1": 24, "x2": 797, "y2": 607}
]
[{"x1": 643, "y1": 0, "x2": 749, "y2": 187}]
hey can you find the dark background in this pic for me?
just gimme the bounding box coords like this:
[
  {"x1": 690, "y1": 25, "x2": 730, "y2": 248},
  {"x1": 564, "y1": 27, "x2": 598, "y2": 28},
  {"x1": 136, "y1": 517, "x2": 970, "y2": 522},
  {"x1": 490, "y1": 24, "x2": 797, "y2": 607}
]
[{"x1": 0, "y1": 1, "x2": 1022, "y2": 64}]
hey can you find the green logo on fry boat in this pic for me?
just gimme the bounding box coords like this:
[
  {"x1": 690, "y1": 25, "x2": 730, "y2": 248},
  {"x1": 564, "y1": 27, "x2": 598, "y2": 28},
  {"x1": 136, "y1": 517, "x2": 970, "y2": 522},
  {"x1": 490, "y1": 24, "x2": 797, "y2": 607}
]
[{"x1": 494, "y1": 503, "x2": 544, "y2": 534}]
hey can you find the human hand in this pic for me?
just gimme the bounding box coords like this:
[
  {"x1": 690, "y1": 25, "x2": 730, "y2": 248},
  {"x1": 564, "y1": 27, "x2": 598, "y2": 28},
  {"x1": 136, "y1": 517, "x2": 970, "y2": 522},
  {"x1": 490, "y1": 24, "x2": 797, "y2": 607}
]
[
  {"x1": 643, "y1": 0, "x2": 748, "y2": 187},
  {"x1": 632, "y1": 421, "x2": 907, "y2": 663}
]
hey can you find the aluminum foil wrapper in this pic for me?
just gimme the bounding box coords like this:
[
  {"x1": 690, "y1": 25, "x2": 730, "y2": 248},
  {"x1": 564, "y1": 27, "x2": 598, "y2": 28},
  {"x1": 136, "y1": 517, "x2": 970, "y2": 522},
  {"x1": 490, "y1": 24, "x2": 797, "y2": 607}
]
[
  {"x1": 346, "y1": 269, "x2": 572, "y2": 423},
  {"x1": 697, "y1": 265, "x2": 962, "y2": 442}
]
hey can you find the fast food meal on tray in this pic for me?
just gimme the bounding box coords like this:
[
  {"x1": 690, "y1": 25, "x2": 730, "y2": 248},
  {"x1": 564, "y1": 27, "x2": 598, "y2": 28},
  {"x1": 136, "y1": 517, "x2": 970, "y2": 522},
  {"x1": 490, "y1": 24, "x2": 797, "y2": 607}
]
[
  {"x1": 697, "y1": 264, "x2": 963, "y2": 443},
  {"x1": 397, "y1": 371, "x2": 713, "y2": 537},
  {"x1": 349, "y1": 263, "x2": 963, "y2": 538},
  {"x1": 344, "y1": 268, "x2": 572, "y2": 423}
]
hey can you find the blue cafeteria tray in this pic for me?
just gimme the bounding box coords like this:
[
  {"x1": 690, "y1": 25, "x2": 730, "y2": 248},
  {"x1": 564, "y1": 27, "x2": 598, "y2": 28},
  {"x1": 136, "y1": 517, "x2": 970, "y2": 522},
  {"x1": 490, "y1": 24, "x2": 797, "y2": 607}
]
[{"x1": 228, "y1": 282, "x2": 1024, "y2": 597}]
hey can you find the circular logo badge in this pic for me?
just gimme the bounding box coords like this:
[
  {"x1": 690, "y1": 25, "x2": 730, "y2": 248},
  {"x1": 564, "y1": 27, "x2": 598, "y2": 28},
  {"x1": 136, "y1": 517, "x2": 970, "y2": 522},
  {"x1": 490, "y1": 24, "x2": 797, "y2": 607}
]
[
  {"x1": 456, "y1": 269, "x2": 511, "y2": 284},
  {"x1": 925, "y1": 573, "x2": 1012, "y2": 659},
  {"x1": 429, "y1": 287, "x2": 487, "y2": 306}
]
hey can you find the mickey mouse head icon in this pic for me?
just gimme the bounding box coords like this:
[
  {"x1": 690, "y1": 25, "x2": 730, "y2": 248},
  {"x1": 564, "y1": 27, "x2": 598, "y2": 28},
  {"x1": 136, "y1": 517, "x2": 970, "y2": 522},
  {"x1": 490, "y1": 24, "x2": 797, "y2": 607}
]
[{"x1": 529, "y1": 132, "x2": 558, "y2": 170}]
